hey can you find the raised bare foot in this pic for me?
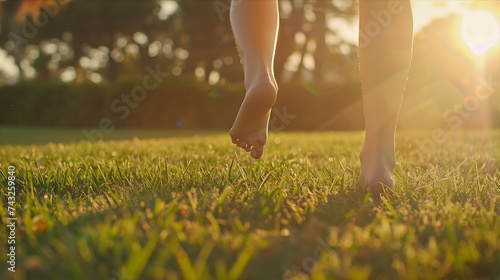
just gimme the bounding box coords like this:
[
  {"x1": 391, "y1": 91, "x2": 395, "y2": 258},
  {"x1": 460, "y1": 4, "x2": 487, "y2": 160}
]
[
  {"x1": 358, "y1": 143, "x2": 395, "y2": 195},
  {"x1": 230, "y1": 78, "x2": 277, "y2": 159}
]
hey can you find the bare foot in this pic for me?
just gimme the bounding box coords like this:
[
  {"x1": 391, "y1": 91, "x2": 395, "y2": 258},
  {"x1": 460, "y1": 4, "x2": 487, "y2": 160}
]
[
  {"x1": 358, "y1": 144, "x2": 395, "y2": 195},
  {"x1": 230, "y1": 78, "x2": 277, "y2": 159}
]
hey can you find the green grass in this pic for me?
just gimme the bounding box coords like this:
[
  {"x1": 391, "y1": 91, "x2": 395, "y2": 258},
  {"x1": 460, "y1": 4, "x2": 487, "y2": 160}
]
[{"x1": 1, "y1": 127, "x2": 500, "y2": 280}]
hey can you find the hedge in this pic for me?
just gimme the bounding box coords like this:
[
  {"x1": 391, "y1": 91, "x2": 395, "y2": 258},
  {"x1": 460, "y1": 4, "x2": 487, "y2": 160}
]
[{"x1": 0, "y1": 78, "x2": 365, "y2": 131}]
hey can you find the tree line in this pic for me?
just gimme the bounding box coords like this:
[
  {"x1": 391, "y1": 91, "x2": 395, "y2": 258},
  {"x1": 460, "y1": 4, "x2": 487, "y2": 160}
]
[{"x1": 0, "y1": 0, "x2": 358, "y2": 85}]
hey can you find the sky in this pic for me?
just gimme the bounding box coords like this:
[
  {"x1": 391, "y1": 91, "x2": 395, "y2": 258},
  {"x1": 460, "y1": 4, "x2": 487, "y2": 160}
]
[
  {"x1": 412, "y1": 0, "x2": 476, "y2": 31},
  {"x1": 334, "y1": 0, "x2": 475, "y2": 45},
  {"x1": 0, "y1": 0, "x2": 483, "y2": 83}
]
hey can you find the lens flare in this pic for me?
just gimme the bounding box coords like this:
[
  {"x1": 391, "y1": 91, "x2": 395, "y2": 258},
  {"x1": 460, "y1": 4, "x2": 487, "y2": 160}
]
[{"x1": 461, "y1": 10, "x2": 500, "y2": 56}]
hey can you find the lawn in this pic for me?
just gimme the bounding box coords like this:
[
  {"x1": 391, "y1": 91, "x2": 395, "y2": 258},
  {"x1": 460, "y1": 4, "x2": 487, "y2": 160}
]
[{"x1": 1, "y1": 127, "x2": 499, "y2": 280}]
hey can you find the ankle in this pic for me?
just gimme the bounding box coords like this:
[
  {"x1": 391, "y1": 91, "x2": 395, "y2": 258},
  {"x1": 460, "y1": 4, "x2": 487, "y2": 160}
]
[
  {"x1": 360, "y1": 143, "x2": 395, "y2": 170},
  {"x1": 245, "y1": 75, "x2": 277, "y2": 90},
  {"x1": 245, "y1": 82, "x2": 277, "y2": 111},
  {"x1": 243, "y1": 64, "x2": 276, "y2": 85}
]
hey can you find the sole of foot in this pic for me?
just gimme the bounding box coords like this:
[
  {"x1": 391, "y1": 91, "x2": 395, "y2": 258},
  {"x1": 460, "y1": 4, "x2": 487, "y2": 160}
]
[{"x1": 230, "y1": 80, "x2": 277, "y2": 159}]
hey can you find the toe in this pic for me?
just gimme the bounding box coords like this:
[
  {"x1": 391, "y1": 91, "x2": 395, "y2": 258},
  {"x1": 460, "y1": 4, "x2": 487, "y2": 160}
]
[
  {"x1": 248, "y1": 137, "x2": 266, "y2": 159},
  {"x1": 251, "y1": 146, "x2": 264, "y2": 159},
  {"x1": 236, "y1": 141, "x2": 247, "y2": 149}
]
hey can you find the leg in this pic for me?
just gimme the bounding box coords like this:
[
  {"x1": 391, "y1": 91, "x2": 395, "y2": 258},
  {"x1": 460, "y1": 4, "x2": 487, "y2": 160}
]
[
  {"x1": 358, "y1": 0, "x2": 413, "y2": 193},
  {"x1": 229, "y1": 0, "x2": 279, "y2": 159}
]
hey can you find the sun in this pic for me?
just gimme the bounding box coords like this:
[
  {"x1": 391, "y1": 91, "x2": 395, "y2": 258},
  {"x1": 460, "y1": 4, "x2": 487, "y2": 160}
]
[{"x1": 461, "y1": 10, "x2": 500, "y2": 57}]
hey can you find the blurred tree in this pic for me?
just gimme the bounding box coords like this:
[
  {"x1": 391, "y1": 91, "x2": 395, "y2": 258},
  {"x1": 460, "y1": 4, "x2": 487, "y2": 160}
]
[
  {"x1": 1, "y1": 0, "x2": 165, "y2": 83},
  {"x1": 172, "y1": 0, "x2": 358, "y2": 85},
  {"x1": 0, "y1": 0, "x2": 69, "y2": 80},
  {"x1": 276, "y1": 0, "x2": 357, "y2": 83},
  {"x1": 170, "y1": 0, "x2": 239, "y2": 83},
  {"x1": 0, "y1": 0, "x2": 360, "y2": 85},
  {"x1": 48, "y1": 0, "x2": 162, "y2": 81}
]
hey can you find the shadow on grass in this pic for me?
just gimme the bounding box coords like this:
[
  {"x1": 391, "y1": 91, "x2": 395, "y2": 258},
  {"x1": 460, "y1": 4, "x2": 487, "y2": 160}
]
[
  {"x1": 246, "y1": 187, "x2": 378, "y2": 279},
  {"x1": 19, "y1": 185, "x2": 376, "y2": 280}
]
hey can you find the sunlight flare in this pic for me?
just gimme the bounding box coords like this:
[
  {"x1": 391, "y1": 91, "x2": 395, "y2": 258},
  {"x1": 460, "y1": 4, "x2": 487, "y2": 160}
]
[{"x1": 461, "y1": 10, "x2": 500, "y2": 56}]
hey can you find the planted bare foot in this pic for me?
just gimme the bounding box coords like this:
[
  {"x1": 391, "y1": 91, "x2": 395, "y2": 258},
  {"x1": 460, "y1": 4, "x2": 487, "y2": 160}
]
[
  {"x1": 358, "y1": 143, "x2": 395, "y2": 195},
  {"x1": 230, "y1": 78, "x2": 277, "y2": 159}
]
